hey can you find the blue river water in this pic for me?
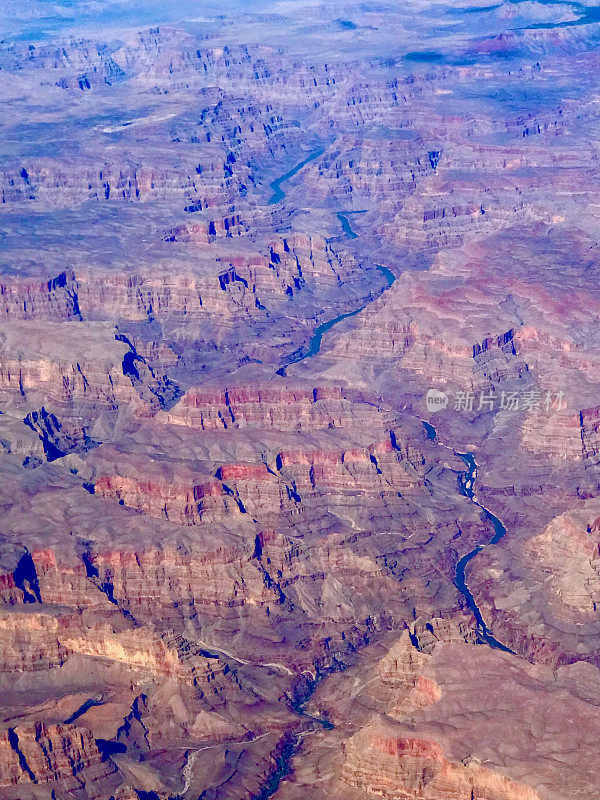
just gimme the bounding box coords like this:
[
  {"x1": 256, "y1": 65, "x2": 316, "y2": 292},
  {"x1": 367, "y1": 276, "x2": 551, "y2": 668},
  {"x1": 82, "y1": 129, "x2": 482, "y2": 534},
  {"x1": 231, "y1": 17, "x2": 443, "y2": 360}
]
[
  {"x1": 275, "y1": 197, "x2": 395, "y2": 375},
  {"x1": 276, "y1": 305, "x2": 367, "y2": 377},
  {"x1": 269, "y1": 149, "x2": 324, "y2": 204},
  {"x1": 336, "y1": 209, "x2": 366, "y2": 239},
  {"x1": 276, "y1": 262, "x2": 394, "y2": 376},
  {"x1": 422, "y1": 422, "x2": 514, "y2": 653}
]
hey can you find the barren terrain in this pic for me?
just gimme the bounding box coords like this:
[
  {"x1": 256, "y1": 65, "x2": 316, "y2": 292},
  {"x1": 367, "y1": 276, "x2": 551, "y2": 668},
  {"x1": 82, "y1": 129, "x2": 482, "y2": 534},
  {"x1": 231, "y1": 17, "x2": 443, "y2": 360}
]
[{"x1": 1, "y1": 1, "x2": 600, "y2": 798}]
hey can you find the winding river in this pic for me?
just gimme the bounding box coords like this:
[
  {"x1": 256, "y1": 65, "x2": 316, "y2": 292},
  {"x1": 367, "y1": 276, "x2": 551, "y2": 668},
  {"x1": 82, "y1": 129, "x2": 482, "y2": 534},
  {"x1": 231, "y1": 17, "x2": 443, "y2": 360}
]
[
  {"x1": 264, "y1": 152, "x2": 513, "y2": 792},
  {"x1": 276, "y1": 205, "x2": 395, "y2": 376},
  {"x1": 336, "y1": 209, "x2": 366, "y2": 239},
  {"x1": 269, "y1": 149, "x2": 325, "y2": 205},
  {"x1": 276, "y1": 305, "x2": 366, "y2": 377},
  {"x1": 256, "y1": 172, "x2": 400, "y2": 796},
  {"x1": 258, "y1": 152, "x2": 512, "y2": 793},
  {"x1": 422, "y1": 422, "x2": 514, "y2": 653},
  {"x1": 247, "y1": 420, "x2": 513, "y2": 800}
]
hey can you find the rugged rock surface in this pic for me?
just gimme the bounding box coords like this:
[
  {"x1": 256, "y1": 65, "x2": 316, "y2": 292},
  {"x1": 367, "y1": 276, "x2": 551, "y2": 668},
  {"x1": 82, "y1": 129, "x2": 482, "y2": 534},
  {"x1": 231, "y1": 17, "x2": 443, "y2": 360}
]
[
  {"x1": 279, "y1": 630, "x2": 600, "y2": 800},
  {"x1": 2, "y1": 0, "x2": 600, "y2": 797}
]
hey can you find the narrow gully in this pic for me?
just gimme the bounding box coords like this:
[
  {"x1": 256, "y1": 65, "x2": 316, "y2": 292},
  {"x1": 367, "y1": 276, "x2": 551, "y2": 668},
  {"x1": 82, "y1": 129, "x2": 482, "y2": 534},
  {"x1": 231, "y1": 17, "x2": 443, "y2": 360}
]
[{"x1": 251, "y1": 678, "x2": 333, "y2": 800}]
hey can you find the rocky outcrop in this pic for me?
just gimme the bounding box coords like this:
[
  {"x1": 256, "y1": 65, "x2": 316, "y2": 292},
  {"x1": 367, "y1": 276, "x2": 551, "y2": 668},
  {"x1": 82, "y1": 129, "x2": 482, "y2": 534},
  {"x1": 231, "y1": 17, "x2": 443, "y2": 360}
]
[
  {"x1": 341, "y1": 717, "x2": 540, "y2": 800},
  {"x1": 465, "y1": 499, "x2": 600, "y2": 666},
  {"x1": 0, "y1": 271, "x2": 81, "y2": 321},
  {"x1": 158, "y1": 385, "x2": 395, "y2": 432},
  {"x1": 0, "y1": 722, "x2": 120, "y2": 797},
  {"x1": 24, "y1": 406, "x2": 98, "y2": 461}
]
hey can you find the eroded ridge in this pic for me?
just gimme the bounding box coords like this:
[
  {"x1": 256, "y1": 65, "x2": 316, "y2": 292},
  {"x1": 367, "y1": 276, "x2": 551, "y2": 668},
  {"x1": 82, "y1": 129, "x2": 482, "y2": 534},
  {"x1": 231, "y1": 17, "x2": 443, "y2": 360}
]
[{"x1": 1, "y1": 2, "x2": 600, "y2": 799}]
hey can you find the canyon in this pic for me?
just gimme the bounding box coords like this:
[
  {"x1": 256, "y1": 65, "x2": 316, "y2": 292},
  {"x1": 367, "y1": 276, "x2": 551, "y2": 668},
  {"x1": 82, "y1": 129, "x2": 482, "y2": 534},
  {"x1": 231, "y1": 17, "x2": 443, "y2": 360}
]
[{"x1": 1, "y1": 0, "x2": 600, "y2": 798}]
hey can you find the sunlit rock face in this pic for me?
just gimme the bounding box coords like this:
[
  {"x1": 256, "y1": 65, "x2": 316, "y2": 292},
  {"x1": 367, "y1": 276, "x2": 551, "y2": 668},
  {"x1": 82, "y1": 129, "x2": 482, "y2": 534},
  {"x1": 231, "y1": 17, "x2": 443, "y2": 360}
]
[{"x1": 2, "y1": 1, "x2": 600, "y2": 798}]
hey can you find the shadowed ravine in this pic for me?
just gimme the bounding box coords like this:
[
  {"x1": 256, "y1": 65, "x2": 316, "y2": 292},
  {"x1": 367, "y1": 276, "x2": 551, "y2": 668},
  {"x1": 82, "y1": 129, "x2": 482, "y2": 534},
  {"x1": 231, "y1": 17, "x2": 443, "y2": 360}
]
[{"x1": 251, "y1": 679, "x2": 334, "y2": 800}]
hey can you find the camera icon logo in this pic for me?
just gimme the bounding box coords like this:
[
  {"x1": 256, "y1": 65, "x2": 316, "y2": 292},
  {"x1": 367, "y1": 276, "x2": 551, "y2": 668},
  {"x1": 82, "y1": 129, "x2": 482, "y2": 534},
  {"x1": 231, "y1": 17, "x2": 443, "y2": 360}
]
[{"x1": 426, "y1": 388, "x2": 448, "y2": 413}]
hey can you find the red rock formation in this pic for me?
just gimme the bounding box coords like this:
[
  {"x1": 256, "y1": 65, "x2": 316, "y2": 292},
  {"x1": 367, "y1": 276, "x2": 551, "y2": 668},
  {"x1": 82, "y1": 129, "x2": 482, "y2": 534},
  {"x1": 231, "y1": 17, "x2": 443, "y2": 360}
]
[
  {"x1": 0, "y1": 722, "x2": 120, "y2": 797},
  {"x1": 4, "y1": 6, "x2": 600, "y2": 798},
  {"x1": 340, "y1": 716, "x2": 540, "y2": 800}
]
